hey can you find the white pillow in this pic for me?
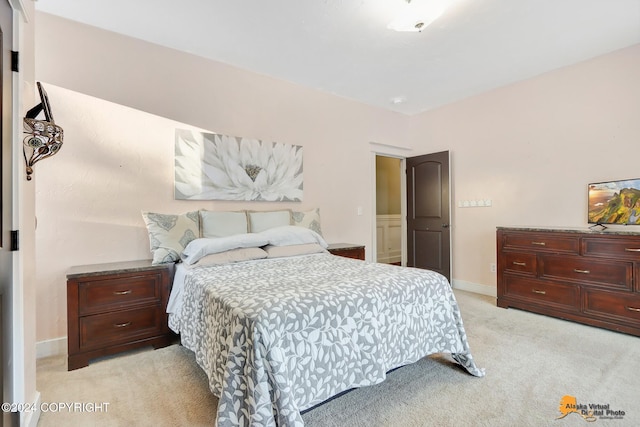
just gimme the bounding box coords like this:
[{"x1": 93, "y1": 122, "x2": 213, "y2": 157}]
[
  {"x1": 200, "y1": 210, "x2": 248, "y2": 238},
  {"x1": 292, "y1": 208, "x2": 323, "y2": 236},
  {"x1": 183, "y1": 247, "x2": 267, "y2": 269},
  {"x1": 259, "y1": 225, "x2": 328, "y2": 248},
  {"x1": 248, "y1": 210, "x2": 291, "y2": 233},
  {"x1": 181, "y1": 233, "x2": 269, "y2": 265},
  {"x1": 264, "y1": 243, "x2": 327, "y2": 258}
]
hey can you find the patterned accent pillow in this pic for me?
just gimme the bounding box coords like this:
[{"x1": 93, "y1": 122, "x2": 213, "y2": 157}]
[
  {"x1": 142, "y1": 211, "x2": 200, "y2": 265},
  {"x1": 292, "y1": 208, "x2": 322, "y2": 236}
]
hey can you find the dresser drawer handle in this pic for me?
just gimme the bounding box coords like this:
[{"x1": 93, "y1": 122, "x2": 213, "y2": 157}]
[
  {"x1": 114, "y1": 322, "x2": 132, "y2": 328},
  {"x1": 573, "y1": 269, "x2": 590, "y2": 274},
  {"x1": 531, "y1": 241, "x2": 546, "y2": 246},
  {"x1": 113, "y1": 290, "x2": 132, "y2": 295},
  {"x1": 627, "y1": 306, "x2": 640, "y2": 313},
  {"x1": 512, "y1": 261, "x2": 527, "y2": 266},
  {"x1": 532, "y1": 289, "x2": 546, "y2": 295},
  {"x1": 624, "y1": 248, "x2": 640, "y2": 252}
]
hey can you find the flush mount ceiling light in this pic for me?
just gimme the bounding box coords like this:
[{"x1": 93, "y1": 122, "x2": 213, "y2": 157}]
[{"x1": 387, "y1": 0, "x2": 447, "y2": 32}]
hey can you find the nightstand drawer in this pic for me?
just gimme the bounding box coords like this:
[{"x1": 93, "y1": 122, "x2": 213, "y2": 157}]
[
  {"x1": 67, "y1": 260, "x2": 175, "y2": 370},
  {"x1": 79, "y1": 305, "x2": 164, "y2": 351},
  {"x1": 78, "y1": 273, "x2": 163, "y2": 315}
]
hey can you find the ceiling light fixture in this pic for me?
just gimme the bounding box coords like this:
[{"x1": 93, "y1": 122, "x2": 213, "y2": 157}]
[{"x1": 387, "y1": 0, "x2": 447, "y2": 32}]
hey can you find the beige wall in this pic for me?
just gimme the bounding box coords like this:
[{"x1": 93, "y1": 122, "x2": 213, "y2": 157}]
[
  {"x1": 34, "y1": 11, "x2": 640, "y2": 344},
  {"x1": 34, "y1": 13, "x2": 410, "y2": 342},
  {"x1": 409, "y1": 43, "x2": 640, "y2": 290}
]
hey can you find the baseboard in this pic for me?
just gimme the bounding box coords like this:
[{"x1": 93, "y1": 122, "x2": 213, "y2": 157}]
[
  {"x1": 22, "y1": 391, "x2": 41, "y2": 427},
  {"x1": 452, "y1": 279, "x2": 497, "y2": 297},
  {"x1": 36, "y1": 336, "x2": 67, "y2": 359}
]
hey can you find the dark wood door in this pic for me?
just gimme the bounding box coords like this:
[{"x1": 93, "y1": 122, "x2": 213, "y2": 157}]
[{"x1": 406, "y1": 151, "x2": 451, "y2": 282}]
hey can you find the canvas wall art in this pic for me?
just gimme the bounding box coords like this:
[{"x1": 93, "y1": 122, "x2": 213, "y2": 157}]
[{"x1": 174, "y1": 129, "x2": 303, "y2": 201}]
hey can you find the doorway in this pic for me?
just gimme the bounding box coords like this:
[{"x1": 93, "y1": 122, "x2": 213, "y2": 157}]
[
  {"x1": 373, "y1": 150, "x2": 452, "y2": 282},
  {"x1": 375, "y1": 155, "x2": 403, "y2": 265}
]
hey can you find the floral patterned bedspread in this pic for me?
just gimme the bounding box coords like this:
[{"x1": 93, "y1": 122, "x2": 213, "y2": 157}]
[{"x1": 169, "y1": 253, "x2": 484, "y2": 427}]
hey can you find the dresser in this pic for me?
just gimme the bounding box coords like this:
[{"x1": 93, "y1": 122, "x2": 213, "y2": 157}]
[
  {"x1": 327, "y1": 243, "x2": 365, "y2": 260},
  {"x1": 67, "y1": 260, "x2": 176, "y2": 370},
  {"x1": 497, "y1": 227, "x2": 640, "y2": 337}
]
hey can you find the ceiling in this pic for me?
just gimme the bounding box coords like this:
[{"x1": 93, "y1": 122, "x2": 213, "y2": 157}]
[{"x1": 35, "y1": 0, "x2": 640, "y2": 115}]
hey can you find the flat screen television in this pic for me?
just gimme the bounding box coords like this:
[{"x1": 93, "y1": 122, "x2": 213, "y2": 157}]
[{"x1": 588, "y1": 178, "x2": 640, "y2": 226}]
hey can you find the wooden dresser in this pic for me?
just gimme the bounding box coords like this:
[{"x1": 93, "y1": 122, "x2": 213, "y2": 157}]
[
  {"x1": 67, "y1": 260, "x2": 176, "y2": 370},
  {"x1": 327, "y1": 243, "x2": 365, "y2": 260},
  {"x1": 497, "y1": 227, "x2": 640, "y2": 337}
]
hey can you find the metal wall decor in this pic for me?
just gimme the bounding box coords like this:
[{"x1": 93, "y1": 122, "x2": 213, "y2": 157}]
[{"x1": 23, "y1": 82, "x2": 63, "y2": 180}]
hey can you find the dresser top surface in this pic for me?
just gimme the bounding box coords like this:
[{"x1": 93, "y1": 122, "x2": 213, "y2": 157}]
[
  {"x1": 67, "y1": 259, "x2": 168, "y2": 279},
  {"x1": 497, "y1": 226, "x2": 640, "y2": 237}
]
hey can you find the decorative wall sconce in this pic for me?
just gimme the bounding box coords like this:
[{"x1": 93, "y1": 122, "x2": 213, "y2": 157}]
[{"x1": 23, "y1": 82, "x2": 63, "y2": 180}]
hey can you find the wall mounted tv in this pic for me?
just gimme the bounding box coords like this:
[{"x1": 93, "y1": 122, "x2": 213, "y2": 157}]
[{"x1": 588, "y1": 178, "x2": 640, "y2": 226}]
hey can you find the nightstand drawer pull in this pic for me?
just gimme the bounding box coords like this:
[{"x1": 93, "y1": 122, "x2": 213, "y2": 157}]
[
  {"x1": 573, "y1": 269, "x2": 590, "y2": 274},
  {"x1": 113, "y1": 290, "x2": 132, "y2": 295},
  {"x1": 532, "y1": 289, "x2": 546, "y2": 295},
  {"x1": 627, "y1": 306, "x2": 640, "y2": 313},
  {"x1": 512, "y1": 261, "x2": 527, "y2": 266},
  {"x1": 624, "y1": 248, "x2": 640, "y2": 252},
  {"x1": 113, "y1": 322, "x2": 132, "y2": 328},
  {"x1": 531, "y1": 241, "x2": 546, "y2": 246}
]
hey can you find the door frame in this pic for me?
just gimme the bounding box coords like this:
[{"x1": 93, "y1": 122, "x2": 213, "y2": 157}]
[
  {"x1": 369, "y1": 142, "x2": 411, "y2": 266},
  {"x1": 370, "y1": 144, "x2": 453, "y2": 277},
  {"x1": 2, "y1": 2, "x2": 30, "y2": 426}
]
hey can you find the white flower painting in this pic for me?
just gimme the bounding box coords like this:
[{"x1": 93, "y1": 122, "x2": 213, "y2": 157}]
[{"x1": 175, "y1": 129, "x2": 303, "y2": 201}]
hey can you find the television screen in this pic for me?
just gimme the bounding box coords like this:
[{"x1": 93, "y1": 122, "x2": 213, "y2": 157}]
[{"x1": 588, "y1": 178, "x2": 640, "y2": 225}]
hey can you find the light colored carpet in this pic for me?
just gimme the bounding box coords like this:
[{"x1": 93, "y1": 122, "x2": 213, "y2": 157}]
[{"x1": 37, "y1": 290, "x2": 640, "y2": 426}]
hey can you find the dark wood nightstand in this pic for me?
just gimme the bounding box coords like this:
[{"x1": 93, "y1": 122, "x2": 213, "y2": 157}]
[
  {"x1": 327, "y1": 243, "x2": 365, "y2": 260},
  {"x1": 66, "y1": 260, "x2": 176, "y2": 370}
]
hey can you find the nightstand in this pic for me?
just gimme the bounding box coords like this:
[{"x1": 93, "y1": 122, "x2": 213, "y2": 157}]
[
  {"x1": 327, "y1": 243, "x2": 365, "y2": 260},
  {"x1": 66, "y1": 260, "x2": 176, "y2": 370}
]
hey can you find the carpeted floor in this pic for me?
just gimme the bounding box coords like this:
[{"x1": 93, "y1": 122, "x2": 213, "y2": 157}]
[{"x1": 37, "y1": 290, "x2": 640, "y2": 426}]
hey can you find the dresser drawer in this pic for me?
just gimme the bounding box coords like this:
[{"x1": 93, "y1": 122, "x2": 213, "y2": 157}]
[
  {"x1": 582, "y1": 237, "x2": 640, "y2": 261},
  {"x1": 583, "y1": 290, "x2": 640, "y2": 325},
  {"x1": 502, "y1": 233, "x2": 579, "y2": 254},
  {"x1": 78, "y1": 273, "x2": 163, "y2": 315},
  {"x1": 502, "y1": 275, "x2": 579, "y2": 312},
  {"x1": 503, "y1": 252, "x2": 536, "y2": 275},
  {"x1": 540, "y1": 255, "x2": 632, "y2": 291},
  {"x1": 79, "y1": 305, "x2": 164, "y2": 351}
]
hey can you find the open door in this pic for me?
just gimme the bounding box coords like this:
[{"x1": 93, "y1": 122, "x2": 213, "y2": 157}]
[{"x1": 406, "y1": 151, "x2": 451, "y2": 282}]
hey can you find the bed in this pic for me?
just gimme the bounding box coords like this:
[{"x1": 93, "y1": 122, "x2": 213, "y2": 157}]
[{"x1": 166, "y1": 236, "x2": 484, "y2": 427}]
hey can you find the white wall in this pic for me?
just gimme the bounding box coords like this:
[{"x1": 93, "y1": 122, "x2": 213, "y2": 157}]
[{"x1": 34, "y1": 11, "x2": 640, "y2": 344}]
